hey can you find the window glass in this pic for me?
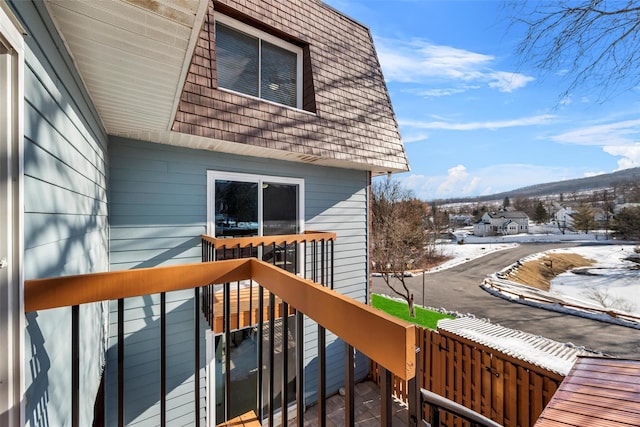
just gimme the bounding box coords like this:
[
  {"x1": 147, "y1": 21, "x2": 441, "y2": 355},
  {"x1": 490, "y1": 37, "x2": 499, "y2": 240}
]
[
  {"x1": 263, "y1": 183, "x2": 298, "y2": 235},
  {"x1": 212, "y1": 177, "x2": 302, "y2": 238},
  {"x1": 216, "y1": 23, "x2": 259, "y2": 97},
  {"x1": 261, "y1": 41, "x2": 297, "y2": 107},
  {"x1": 215, "y1": 17, "x2": 300, "y2": 108},
  {"x1": 214, "y1": 180, "x2": 258, "y2": 238}
]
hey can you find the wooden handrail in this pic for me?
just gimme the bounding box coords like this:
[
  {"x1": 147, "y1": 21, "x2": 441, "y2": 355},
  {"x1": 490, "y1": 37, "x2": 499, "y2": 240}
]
[
  {"x1": 251, "y1": 260, "x2": 416, "y2": 381},
  {"x1": 23, "y1": 258, "x2": 415, "y2": 381},
  {"x1": 200, "y1": 230, "x2": 336, "y2": 249},
  {"x1": 24, "y1": 259, "x2": 251, "y2": 312}
]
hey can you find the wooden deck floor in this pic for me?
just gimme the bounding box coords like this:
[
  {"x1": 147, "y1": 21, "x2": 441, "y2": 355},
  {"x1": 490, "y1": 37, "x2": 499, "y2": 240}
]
[
  {"x1": 534, "y1": 356, "x2": 640, "y2": 426},
  {"x1": 206, "y1": 286, "x2": 294, "y2": 333},
  {"x1": 217, "y1": 410, "x2": 261, "y2": 427}
]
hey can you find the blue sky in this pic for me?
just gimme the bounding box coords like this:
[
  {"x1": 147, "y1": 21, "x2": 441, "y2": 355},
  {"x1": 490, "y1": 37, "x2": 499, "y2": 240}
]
[{"x1": 324, "y1": 0, "x2": 640, "y2": 200}]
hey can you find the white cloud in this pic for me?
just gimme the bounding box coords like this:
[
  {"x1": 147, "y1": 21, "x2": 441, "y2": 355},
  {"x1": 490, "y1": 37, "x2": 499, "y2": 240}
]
[
  {"x1": 550, "y1": 119, "x2": 640, "y2": 170},
  {"x1": 487, "y1": 71, "x2": 535, "y2": 93},
  {"x1": 415, "y1": 87, "x2": 468, "y2": 97},
  {"x1": 400, "y1": 164, "x2": 576, "y2": 201},
  {"x1": 401, "y1": 132, "x2": 430, "y2": 143},
  {"x1": 550, "y1": 119, "x2": 640, "y2": 146},
  {"x1": 374, "y1": 36, "x2": 534, "y2": 94},
  {"x1": 399, "y1": 114, "x2": 555, "y2": 131},
  {"x1": 603, "y1": 143, "x2": 640, "y2": 170},
  {"x1": 437, "y1": 165, "x2": 471, "y2": 195}
]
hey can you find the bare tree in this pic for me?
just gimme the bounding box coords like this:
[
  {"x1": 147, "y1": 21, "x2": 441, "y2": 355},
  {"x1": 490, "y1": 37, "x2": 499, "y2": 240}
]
[
  {"x1": 371, "y1": 179, "x2": 428, "y2": 317},
  {"x1": 509, "y1": 1, "x2": 640, "y2": 100}
]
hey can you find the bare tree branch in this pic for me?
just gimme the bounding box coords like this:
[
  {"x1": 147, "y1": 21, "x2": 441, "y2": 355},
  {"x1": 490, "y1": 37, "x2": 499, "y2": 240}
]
[
  {"x1": 371, "y1": 179, "x2": 427, "y2": 317},
  {"x1": 508, "y1": 0, "x2": 640, "y2": 101}
]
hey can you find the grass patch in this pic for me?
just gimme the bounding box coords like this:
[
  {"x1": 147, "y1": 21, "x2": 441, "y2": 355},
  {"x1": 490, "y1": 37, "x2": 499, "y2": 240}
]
[{"x1": 371, "y1": 294, "x2": 454, "y2": 330}]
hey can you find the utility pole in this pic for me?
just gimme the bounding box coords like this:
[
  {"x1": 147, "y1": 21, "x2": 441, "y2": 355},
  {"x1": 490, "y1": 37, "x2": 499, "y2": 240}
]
[{"x1": 422, "y1": 269, "x2": 425, "y2": 307}]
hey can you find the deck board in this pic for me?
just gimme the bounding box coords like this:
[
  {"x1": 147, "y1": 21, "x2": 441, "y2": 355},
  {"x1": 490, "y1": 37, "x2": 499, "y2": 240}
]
[
  {"x1": 206, "y1": 286, "x2": 294, "y2": 333},
  {"x1": 217, "y1": 410, "x2": 261, "y2": 426},
  {"x1": 534, "y1": 356, "x2": 640, "y2": 427}
]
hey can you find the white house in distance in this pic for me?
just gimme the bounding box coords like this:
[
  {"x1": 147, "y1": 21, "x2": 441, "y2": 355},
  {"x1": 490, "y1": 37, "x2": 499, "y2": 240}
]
[
  {"x1": 554, "y1": 206, "x2": 574, "y2": 229},
  {"x1": 474, "y1": 211, "x2": 529, "y2": 237}
]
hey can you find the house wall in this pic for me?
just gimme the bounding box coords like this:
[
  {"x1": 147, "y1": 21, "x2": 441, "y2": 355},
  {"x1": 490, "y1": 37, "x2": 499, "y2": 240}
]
[
  {"x1": 107, "y1": 137, "x2": 370, "y2": 424},
  {"x1": 8, "y1": 1, "x2": 110, "y2": 426}
]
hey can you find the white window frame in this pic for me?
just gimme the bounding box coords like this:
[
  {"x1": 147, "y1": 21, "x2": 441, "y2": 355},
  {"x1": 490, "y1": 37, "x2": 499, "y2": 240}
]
[
  {"x1": 215, "y1": 14, "x2": 304, "y2": 109},
  {"x1": 0, "y1": 3, "x2": 24, "y2": 427},
  {"x1": 206, "y1": 170, "x2": 304, "y2": 238}
]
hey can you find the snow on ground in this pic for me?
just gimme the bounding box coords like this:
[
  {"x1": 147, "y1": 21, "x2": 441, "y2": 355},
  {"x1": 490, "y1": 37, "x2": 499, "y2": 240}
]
[
  {"x1": 430, "y1": 225, "x2": 640, "y2": 324},
  {"x1": 548, "y1": 245, "x2": 640, "y2": 316},
  {"x1": 432, "y1": 223, "x2": 608, "y2": 273},
  {"x1": 429, "y1": 240, "x2": 518, "y2": 272}
]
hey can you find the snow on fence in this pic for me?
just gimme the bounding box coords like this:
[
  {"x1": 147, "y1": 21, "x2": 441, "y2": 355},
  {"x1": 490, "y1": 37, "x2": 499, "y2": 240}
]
[{"x1": 369, "y1": 318, "x2": 594, "y2": 427}]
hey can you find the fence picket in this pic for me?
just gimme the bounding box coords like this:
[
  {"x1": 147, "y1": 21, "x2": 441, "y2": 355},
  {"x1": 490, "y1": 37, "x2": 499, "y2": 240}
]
[
  {"x1": 369, "y1": 326, "x2": 563, "y2": 427},
  {"x1": 517, "y1": 365, "x2": 530, "y2": 426},
  {"x1": 504, "y1": 362, "x2": 518, "y2": 426}
]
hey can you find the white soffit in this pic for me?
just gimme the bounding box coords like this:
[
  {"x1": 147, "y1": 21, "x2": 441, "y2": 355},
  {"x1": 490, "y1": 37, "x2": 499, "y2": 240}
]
[{"x1": 44, "y1": 0, "x2": 207, "y2": 134}]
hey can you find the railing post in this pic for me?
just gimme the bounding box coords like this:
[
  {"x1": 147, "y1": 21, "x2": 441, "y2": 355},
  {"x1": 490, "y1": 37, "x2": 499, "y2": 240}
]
[
  {"x1": 321, "y1": 239, "x2": 325, "y2": 287},
  {"x1": 194, "y1": 287, "x2": 201, "y2": 425},
  {"x1": 257, "y1": 285, "x2": 264, "y2": 421},
  {"x1": 430, "y1": 403, "x2": 440, "y2": 426},
  {"x1": 160, "y1": 292, "x2": 166, "y2": 427},
  {"x1": 317, "y1": 325, "x2": 326, "y2": 427},
  {"x1": 380, "y1": 367, "x2": 392, "y2": 427},
  {"x1": 407, "y1": 346, "x2": 420, "y2": 427},
  {"x1": 330, "y1": 239, "x2": 334, "y2": 290},
  {"x1": 295, "y1": 311, "x2": 304, "y2": 427},
  {"x1": 118, "y1": 298, "x2": 124, "y2": 427},
  {"x1": 268, "y1": 292, "x2": 276, "y2": 426},
  {"x1": 72, "y1": 305, "x2": 79, "y2": 427},
  {"x1": 223, "y1": 281, "x2": 231, "y2": 421},
  {"x1": 281, "y1": 301, "x2": 289, "y2": 425},
  {"x1": 344, "y1": 343, "x2": 354, "y2": 426}
]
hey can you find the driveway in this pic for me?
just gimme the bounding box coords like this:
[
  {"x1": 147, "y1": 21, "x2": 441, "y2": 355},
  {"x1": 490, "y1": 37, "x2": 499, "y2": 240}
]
[{"x1": 371, "y1": 242, "x2": 640, "y2": 358}]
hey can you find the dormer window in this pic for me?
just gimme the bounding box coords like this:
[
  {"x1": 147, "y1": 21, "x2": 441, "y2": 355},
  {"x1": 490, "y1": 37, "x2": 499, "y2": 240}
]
[{"x1": 215, "y1": 14, "x2": 303, "y2": 109}]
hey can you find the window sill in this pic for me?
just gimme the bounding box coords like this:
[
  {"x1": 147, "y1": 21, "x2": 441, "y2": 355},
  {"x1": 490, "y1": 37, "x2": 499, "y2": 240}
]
[{"x1": 217, "y1": 87, "x2": 317, "y2": 117}]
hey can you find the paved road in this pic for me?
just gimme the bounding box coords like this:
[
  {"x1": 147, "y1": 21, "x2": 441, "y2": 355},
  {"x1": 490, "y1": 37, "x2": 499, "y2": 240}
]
[{"x1": 371, "y1": 242, "x2": 640, "y2": 358}]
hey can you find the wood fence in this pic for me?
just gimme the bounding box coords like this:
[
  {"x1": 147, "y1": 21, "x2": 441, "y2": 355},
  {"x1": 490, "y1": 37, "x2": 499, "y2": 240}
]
[{"x1": 370, "y1": 326, "x2": 565, "y2": 427}]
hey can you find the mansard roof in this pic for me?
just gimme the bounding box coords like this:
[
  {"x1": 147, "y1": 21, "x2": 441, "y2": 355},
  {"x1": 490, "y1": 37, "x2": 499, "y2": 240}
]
[{"x1": 44, "y1": 0, "x2": 409, "y2": 174}]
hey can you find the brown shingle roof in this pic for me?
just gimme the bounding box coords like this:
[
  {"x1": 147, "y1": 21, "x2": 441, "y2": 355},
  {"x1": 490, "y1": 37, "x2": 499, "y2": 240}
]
[
  {"x1": 172, "y1": 0, "x2": 409, "y2": 173},
  {"x1": 534, "y1": 356, "x2": 640, "y2": 427}
]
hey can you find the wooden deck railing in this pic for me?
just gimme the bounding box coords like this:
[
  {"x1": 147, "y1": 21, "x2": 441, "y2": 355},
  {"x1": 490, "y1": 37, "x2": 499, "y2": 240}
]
[
  {"x1": 200, "y1": 231, "x2": 336, "y2": 334},
  {"x1": 24, "y1": 257, "x2": 417, "y2": 427}
]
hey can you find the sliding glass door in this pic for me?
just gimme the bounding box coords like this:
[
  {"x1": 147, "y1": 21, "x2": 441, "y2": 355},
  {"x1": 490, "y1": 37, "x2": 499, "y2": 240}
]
[
  {"x1": 206, "y1": 172, "x2": 303, "y2": 423},
  {"x1": 208, "y1": 171, "x2": 303, "y2": 239}
]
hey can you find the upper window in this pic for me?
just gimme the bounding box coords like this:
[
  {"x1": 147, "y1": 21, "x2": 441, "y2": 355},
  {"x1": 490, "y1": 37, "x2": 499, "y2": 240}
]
[{"x1": 215, "y1": 15, "x2": 303, "y2": 108}]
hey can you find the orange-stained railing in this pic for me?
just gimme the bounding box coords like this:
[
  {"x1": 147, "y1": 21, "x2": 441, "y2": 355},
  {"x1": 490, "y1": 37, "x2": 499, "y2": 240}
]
[
  {"x1": 200, "y1": 230, "x2": 337, "y2": 252},
  {"x1": 200, "y1": 231, "x2": 336, "y2": 333},
  {"x1": 199, "y1": 231, "x2": 339, "y2": 424},
  {"x1": 24, "y1": 257, "x2": 417, "y2": 426}
]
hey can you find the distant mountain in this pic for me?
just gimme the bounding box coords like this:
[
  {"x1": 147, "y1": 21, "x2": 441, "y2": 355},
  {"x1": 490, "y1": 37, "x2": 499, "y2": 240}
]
[{"x1": 434, "y1": 167, "x2": 640, "y2": 204}]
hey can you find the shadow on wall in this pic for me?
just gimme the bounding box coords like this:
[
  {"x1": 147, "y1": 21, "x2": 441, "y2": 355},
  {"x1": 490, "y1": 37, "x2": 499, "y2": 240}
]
[
  {"x1": 25, "y1": 312, "x2": 52, "y2": 427},
  {"x1": 105, "y1": 295, "x2": 206, "y2": 426}
]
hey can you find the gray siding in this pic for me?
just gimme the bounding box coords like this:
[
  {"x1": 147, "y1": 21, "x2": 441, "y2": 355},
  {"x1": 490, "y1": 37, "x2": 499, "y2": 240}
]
[
  {"x1": 108, "y1": 137, "x2": 369, "y2": 422},
  {"x1": 9, "y1": 1, "x2": 109, "y2": 426}
]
